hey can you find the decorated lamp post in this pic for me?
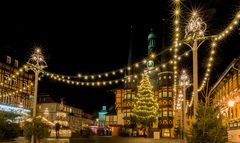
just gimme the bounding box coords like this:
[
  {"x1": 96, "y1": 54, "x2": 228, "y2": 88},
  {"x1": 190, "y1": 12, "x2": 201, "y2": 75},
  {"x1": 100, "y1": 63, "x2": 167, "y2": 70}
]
[
  {"x1": 179, "y1": 70, "x2": 190, "y2": 143},
  {"x1": 184, "y1": 11, "x2": 207, "y2": 117},
  {"x1": 28, "y1": 48, "x2": 47, "y2": 143}
]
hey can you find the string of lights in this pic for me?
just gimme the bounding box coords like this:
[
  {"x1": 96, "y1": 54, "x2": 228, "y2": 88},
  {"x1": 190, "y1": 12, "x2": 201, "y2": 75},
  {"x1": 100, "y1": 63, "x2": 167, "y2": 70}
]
[
  {"x1": 0, "y1": 64, "x2": 34, "y2": 97},
  {"x1": 171, "y1": 0, "x2": 181, "y2": 110},
  {"x1": 198, "y1": 10, "x2": 240, "y2": 92},
  {"x1": 0, "y1": 83, "x2": 33, "y2": 97},
  {"x1": 41, "y1": 50, "x2": 192, "y2": 87},
  {"x1": 1, "y1": 64, "x2": 29, "y2": 85}
]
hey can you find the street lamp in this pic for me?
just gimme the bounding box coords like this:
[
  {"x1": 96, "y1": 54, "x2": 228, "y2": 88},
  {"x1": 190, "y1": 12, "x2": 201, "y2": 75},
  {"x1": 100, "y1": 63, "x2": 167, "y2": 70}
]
[
  {"x1": 27, "y1": 48, "x2": 47, "y2": 143},
  {"x1": 179, "y1": 70, "x2": 190, "y2": 143},
  {"x1": 184, "y1": 11, "x2": 207, "y2": 117}
]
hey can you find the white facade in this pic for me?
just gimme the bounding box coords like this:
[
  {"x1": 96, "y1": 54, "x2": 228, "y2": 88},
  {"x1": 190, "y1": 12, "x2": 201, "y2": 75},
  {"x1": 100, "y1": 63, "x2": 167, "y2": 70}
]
[{"x1": 37, "y1": 103, "x2": 83, "y2": 132}]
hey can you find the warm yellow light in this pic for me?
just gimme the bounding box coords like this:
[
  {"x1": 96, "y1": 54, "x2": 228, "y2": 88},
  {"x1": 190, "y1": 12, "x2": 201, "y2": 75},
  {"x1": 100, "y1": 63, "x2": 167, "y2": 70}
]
[
  {"x1": 211, "y1": 50, "x2": 215, "y2": 54},
  {"x1": 112, "y1": 71, "x2": 116, "y2": 75},
  {"x1": 175, "y1": 9, "x2": 180, "y2": 15},
  {"x1": 143, "y1": 59, "x2": 147, "y2": 64},
  {"x1": 174, "y1": 20, "x2": 179, "y2": 25},
  {"x1": 78, "y1": 74, "x2": 82, "y2": 77},
  {"x1": 192, "y1": 11, "x2": 197, "y2": 16},
  {"x1": 234, "y1": 20, "x2": 238, "y2": 25},
  {"x1": 36, "y1": 48, "x2": 41, "y2": 53},
  {"x1": 228, "y1": 100, "x2": 235, "y2": 107},
  {"x1": 174, "y1": 0, "x2": 180, "y2": 3},
  {"x1": 105, "y1": 73, "x2": 109, "y2": 77},
  {"x1": 151, "y1": 53, "x2": 155, "y2": 58},
  {"x1": 237, "y1": 13, "x2": 240, "y2": 19},
  {"x1": 162, "y1": 64, "x2": 166, "y2": 68},
  {"x1": 91, "y1": 76, "x2": 94, "y2": 79}
]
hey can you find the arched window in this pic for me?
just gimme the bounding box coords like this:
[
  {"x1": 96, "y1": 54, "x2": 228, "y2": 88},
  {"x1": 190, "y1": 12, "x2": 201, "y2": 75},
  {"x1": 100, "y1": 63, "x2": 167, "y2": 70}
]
[
  {"x1": 23, "y1": 80, "x2": 28, "y2": 88},
  {"x1": 4, "y1": 74, "x2": 10, "y2": 84},
  {"x1": 12, "y1": 78, "x2": 18, "y2": 86}
]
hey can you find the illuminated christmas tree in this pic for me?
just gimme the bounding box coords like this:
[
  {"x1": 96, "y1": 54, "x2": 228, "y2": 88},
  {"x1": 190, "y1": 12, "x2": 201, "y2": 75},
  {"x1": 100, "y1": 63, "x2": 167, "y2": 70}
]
[{"x1": 132, "y1": 74, "x2": 159, "y2": 136}]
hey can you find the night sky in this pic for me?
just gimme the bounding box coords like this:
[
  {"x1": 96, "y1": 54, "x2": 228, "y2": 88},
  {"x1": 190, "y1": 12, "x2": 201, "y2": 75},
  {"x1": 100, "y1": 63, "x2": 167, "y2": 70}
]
[{"x1": 0, "y1": 0, "x2": 239, "y2": 114}]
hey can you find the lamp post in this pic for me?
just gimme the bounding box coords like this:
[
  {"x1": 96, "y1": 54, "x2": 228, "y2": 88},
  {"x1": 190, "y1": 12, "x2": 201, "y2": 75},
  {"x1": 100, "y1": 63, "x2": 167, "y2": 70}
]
[
  {"x1": 28, "y1": 48, "x2": 47, "y2": 143},
  {"x1": 228, "y1": 100, "x2": 235, "y2": 127},
  {"x1": 184, "y1": 11, "x2": 207, "y2": 117},
  {"x1": 180, "y1": 70, "x2": 190, "y2": 143}
]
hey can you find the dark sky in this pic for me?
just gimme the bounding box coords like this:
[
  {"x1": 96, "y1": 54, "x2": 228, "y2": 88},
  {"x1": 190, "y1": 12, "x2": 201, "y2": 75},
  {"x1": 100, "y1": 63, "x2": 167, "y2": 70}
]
[{"x1": 0, "y1": 0, "x2": 239, "y2": 114}]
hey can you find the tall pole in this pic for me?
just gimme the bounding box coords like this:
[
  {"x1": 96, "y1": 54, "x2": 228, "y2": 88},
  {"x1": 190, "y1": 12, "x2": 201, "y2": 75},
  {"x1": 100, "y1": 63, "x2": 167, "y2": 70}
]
[
  {"x1": 33, "y1": 70, "x2": 39, "y2": 117},
  {"x1": 183, "y1": 84, "x2": 186, "y2": 143},
  {"x1": 192, "y1": 40, "x2": 198, "y2": 117},
  {"x1": 31, "y1": 70, "x2": 39, "y2": 143},
  {"x1": 185, "y1": 11, "x2": 206, "y2": 119},
  {"x1": 180, "y1": 70, "x2": 190, "y2": 143},
  {"x1": 28, "y1": 48, "x2": 47, "y2": 143}
]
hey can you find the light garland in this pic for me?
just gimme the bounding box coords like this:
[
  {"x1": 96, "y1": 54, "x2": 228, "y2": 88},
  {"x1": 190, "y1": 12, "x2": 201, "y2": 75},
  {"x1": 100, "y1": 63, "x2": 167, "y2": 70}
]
[
  {"x1": 41, "y1": 58, "x2": 153, "y2": 81},
  {"x1": 42, "y1": 50, "x2": 191, "y2": 87},
  {"x1": 1, "y1": 64, "x2": 30, "y2": 85},
  {"x1": 172, "y1": 0, "x2": 181, "y2": 110},
  {"x1": 0, "y1": 64, "x2": 33, "y2": 97},
  {"x1": 0, "y1": 83, "x2": 33, "y2": 97},
  {"x1": 198, "y1": 10, "x2": 240, "y2": 91}
]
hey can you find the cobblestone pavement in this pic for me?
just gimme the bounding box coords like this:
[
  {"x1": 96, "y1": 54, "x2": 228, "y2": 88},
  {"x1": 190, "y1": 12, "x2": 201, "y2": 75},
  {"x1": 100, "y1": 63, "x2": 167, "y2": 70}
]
[{"x1": 2, "y1": 136, "x2": 185, "y2": 143}]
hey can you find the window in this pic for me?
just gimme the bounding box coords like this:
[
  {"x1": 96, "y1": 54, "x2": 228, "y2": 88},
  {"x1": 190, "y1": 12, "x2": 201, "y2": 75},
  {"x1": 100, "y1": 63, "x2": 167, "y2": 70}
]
[
  {"x1": 12, "y1": 78, "x2": 17, "y2": 86},
  {"x1": 163, "y1": 92, "x2": 167, "y2": 97},
  {"x1": 6, "y1": 56, "x2": 11, "y2": 64},
  {"x1": 168, "y1": 92, "x2": 172, "y2": 97},
  {"x1": 169, "y1": 111, "x2": 173, "y2": 117},
  {"x1": 4, "y1": 74, "x2": 10, "y2": 84},
  {"x1": 23, "y1": 80, "x2": 28, "y2": 87},
  {"x1": 14, "y1": 60, "x2": 18, "y2": 68},
  {"x1": 159, "y1": 92, "x2": 162, "y2": 98},
  {"x1": 163, "y1": 111, "x2": 168, "y2": 117},
  {"x1": 159, "y1": 112, "x2": 162, "y2": 117}
]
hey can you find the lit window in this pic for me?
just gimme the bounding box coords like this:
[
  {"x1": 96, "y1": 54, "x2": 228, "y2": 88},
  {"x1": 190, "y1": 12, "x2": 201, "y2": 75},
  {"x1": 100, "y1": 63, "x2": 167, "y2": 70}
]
[
  {"x1": 168, "y1": 92, "x2": 172, "y2": 97},
  {"x1": 169, "y1": 111, "x2": 173, "y2": 117},
  {"x1": 6, "y1": 56, "x2": 11, "y2": 64},
  {"x1": 4, "y1": 74, "x2": 10, "y2": 84},
  {"x1": 14, "y1": 60, "x2": 18, "y2": 68},
  {"x1": 163, "y1": 92, "x2": 167, "y2": 97},
  {"x1": 163, "y1": 111, "x2": 168, "y2": 117},
  {"x1": 159, "y1": 92, "x2": 162, "y2": 98},
  {"x1": 12, "y1": 78, "x2": 18, "y2": 86},
  {"x1": 23, "y1": 80, "x2": 28, "y2": 87}
]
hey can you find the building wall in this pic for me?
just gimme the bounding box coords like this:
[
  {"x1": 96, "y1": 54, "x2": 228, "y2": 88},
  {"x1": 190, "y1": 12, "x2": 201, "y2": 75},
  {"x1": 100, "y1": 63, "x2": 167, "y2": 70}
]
[
  {"x1": 38, "y1": 102, "x2": 83, "y2": 132},
  {"x1": 0, "y1": 55, "x2": 33, "y2": 116},
  {"x1": 211, "y1": 57, "x2": 240, "y2": 142}
]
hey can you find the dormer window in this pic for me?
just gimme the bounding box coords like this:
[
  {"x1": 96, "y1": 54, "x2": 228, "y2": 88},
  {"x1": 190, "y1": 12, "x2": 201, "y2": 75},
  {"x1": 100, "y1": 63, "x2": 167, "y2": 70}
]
[
  {"x1": 14, "y1": 60, "x2": 18, "y2": 68},
  {"x1": 6, "y1": 56, "x2": 11, "y2": 64}
]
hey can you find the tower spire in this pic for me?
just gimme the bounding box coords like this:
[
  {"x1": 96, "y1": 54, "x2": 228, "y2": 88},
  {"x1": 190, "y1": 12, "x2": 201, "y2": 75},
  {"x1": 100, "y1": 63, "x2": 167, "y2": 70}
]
[
  {"x1": 148, "y1": 28, "x2": 156, "y2": 55},
  {"x1": 147, "y1": 29, "x2": 156, "y2": 70}
]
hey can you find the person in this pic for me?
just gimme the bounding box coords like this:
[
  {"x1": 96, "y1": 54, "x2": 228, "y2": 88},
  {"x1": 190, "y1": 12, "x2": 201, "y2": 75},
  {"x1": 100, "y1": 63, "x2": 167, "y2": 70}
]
[{"x1": 55, "y1": 122, "x2": 61, "y2": 139}]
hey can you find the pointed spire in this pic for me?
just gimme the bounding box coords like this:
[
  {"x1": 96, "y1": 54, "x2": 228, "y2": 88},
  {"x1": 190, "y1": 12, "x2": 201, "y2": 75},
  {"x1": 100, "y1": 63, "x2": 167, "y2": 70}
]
[
  {"x1": 148, "y1": 28, "x2": 156, "y2": 55},
  {"x1": 125, "y1": 25, "x2": 134, "y2": 77}
]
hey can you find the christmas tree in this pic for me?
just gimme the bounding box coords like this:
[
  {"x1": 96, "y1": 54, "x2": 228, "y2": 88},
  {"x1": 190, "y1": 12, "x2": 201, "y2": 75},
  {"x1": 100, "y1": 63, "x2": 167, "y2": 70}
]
[{"x1": 132, "y1": 74, "x2": 159, "y2": 137}]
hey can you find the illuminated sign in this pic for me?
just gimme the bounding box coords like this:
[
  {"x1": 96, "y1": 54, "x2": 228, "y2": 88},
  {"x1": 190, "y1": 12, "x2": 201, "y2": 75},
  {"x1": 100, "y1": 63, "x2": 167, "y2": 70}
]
[{"x1": 0, "y1": 104, "x2": 31, "y2": 115}]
